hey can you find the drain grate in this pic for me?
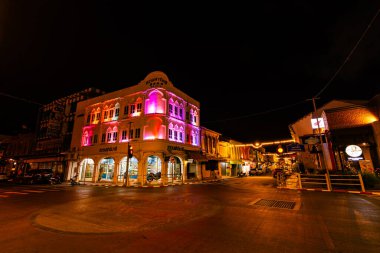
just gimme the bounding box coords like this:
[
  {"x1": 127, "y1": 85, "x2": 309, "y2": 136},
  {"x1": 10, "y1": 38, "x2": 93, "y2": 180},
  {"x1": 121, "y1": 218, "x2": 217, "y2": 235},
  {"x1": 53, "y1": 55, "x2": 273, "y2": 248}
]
[{"x1": 252, "y1": 199, "x2": 296, "y2": 209}]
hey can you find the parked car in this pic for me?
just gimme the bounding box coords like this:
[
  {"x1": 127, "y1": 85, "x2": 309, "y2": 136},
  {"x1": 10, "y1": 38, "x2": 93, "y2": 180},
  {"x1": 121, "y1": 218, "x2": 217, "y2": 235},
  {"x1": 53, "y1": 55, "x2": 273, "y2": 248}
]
[
  {"x1": 0, "y1": 173, "x2": 8, "y2": 181},
  {"x1": 22, "y1": 169, "x2": 53, "y2": 184}
]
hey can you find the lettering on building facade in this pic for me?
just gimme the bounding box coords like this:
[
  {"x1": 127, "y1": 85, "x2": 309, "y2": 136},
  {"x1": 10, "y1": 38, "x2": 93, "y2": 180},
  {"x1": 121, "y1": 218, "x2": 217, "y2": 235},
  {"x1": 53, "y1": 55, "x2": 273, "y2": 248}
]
[
  {"x1": 145, "y1": 77, "x2": 168, "y2": 87},
  {"x1": 99, "y1": 146, "x2": 117, "y2": 152},
  {"x1": 167, "y1": 146, "x2": 184, "y2": 151}
]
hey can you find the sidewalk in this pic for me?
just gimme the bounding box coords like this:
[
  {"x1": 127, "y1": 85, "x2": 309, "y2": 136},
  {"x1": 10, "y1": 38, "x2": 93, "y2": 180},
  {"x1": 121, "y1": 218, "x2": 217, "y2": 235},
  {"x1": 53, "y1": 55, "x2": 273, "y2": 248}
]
[{"x1": 64, "y1": 177, "x2": 224, "y2": 188}]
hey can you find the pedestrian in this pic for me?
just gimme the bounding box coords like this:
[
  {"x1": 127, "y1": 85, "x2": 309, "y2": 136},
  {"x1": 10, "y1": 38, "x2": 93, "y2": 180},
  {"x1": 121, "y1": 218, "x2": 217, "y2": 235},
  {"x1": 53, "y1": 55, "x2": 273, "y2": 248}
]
[
  {"x1": 98, "y1": 168, "x2": 103, "y2": 181},
  {"x1": 299, "y1": 162, "x2": 305, "y2": 174},
  {"x1": 72, "y1": 171, "x2": 78, "y2": 181}
]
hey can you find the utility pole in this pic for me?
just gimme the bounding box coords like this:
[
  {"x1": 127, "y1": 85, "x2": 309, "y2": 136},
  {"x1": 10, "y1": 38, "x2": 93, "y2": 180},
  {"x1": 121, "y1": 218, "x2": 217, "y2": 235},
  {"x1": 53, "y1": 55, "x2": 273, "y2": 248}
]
[
  {"x1": 125, "y1": 121, "x2": 133, "y2": 187},
  {"x1": 311, "y1": 97, "x2": 329, "y2": 177}
]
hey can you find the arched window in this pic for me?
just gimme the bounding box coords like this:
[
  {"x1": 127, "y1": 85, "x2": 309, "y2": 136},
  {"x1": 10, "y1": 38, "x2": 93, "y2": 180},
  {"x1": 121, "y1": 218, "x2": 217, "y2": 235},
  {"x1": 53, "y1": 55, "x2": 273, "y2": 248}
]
[
  {"x1": 168, "y1": 122, "x2": 174, "y2": 139},
  {"x1": 90, "y1": 107, "x2": 101, "y2": 124},
  {"x1": 168, "y1": 122, "x2": 184, "y2": 143},
  {"x1": 179, "y1": 103, "x2": 184, "y2": 120},
  {"x1": 174, "y1": 101, "x2": 179, "y2": 117},
  {"x1": 82, "y1": 130, "x2": 89, "y2": 146},
  {"x1": 114, "y1": 103, "x2": 120, "y2": 119},
  {"x1": 103, "y1": 105, "x2": 109, "y2": 122},
  {"x1": 102, "y1": 103, "x2": 120, "y2": 122},
  {"x1": 112, "y1": 126, "x2": 118, "y2": 142},
  {"x1": 190, "y1": 108, "x2": 194, "y2": 124},
  {"x1": 130, "y1": 97, "x2": 143, "y2": 117},
  {"x1": 179, "y1": 126, "x2": 184, "y2": 142},
  {"x1": 95, "y1": 107, "x2": 101, "y2": 123},
  {"x1": 168, "y1": 98, "x2": 184, "y2": 120},
  {"x1": 87, "y1": 110, "x2": 92, "y2": 124},
  {"x1": 136, "y1": 97, "x2": 142, "y2": 113},
  {"x1": 192, "y1": 110, "x2": 198, "y2": 125},
  {"x1": 105, "y1": 126, "x2": 118, "y2": 143},
  {"x1": 191, "y1": 129, "x2": 199, "y2": 146},
  {"x1": 168, "y1": 98, "x2": 174, "y2": 115},
  {"x1": 109, "y1": 105, "x2": 114, "y2": 119},
  {"x1": 90, "y1": 109, "x2": 96, "y2": 124}
]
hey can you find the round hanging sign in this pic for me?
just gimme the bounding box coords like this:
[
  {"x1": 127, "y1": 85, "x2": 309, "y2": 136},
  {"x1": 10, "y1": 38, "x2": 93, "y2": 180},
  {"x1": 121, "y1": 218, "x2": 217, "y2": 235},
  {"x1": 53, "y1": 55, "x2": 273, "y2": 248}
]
[{"x1": 345, "y1": 145, "x2": 362, "y2": 157}]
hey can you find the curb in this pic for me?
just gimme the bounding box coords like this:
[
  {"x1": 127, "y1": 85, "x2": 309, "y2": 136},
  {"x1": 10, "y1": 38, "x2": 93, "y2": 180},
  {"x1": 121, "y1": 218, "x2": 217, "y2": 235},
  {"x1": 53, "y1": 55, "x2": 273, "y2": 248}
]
[{"x1": 279, "y1": 187, "x2": 380, "y2": 195}]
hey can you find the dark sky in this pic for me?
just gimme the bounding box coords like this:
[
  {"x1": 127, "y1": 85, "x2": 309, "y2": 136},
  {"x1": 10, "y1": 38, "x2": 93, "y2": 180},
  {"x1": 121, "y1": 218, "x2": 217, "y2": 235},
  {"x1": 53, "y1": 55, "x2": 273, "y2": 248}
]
[{"x1": 1, "y1": 1, "x2": 380, "y2": 142}]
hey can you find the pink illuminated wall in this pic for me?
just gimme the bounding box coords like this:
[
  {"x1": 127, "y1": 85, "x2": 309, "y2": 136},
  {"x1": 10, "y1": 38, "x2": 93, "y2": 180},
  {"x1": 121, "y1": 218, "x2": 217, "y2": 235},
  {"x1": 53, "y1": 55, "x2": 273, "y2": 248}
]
[
  {"x1": 143, "y1": 117, "x2": 166, "y2": 140},
  {"x1": 145, "y1": 90, "x2": 166, "y2": 114},
  {"x1": 82, "y1": 125, "x2": 95, "y2": 146}
]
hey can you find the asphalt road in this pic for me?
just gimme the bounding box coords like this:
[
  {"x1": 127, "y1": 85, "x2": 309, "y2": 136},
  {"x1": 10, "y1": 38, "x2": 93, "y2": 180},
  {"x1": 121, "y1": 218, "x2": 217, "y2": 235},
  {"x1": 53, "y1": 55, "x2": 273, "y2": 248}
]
[{"x1": 1, "y1": 177, "x2": 379, "y2": 253}]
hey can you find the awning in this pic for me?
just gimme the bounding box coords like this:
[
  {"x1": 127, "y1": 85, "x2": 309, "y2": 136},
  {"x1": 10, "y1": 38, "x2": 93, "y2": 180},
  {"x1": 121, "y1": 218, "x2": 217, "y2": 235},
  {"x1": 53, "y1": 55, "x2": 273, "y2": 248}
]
[
  {"x1": 186, "y1": 151, "x2": 209, "y2": 162},
  {"x1": 23, "y1": 157, "x2": 64, "y2": 163},
  {"x1": 208, "y1": 157, "x2": 227, "y2": 162},
  {"x1": 186, "y1": 151, "x2": 227, "y2": 162}
]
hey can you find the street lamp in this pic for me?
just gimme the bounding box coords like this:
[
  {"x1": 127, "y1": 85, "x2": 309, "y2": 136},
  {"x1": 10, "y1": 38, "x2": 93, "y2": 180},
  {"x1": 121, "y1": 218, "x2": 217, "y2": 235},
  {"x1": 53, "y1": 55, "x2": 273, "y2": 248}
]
[
  {"x1": 277, "y1": 145, "x2": 284, "y2": 154},
  {"x1": 253, "y1": 142, "x2": 261, "y2": 170}
]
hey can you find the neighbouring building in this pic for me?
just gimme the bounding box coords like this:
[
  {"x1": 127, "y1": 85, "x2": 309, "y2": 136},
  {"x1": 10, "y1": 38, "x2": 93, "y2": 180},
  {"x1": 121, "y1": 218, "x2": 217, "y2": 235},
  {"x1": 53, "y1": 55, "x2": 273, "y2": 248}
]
[
  {"x1": 0, "y1": 133, "x2": 34, "y2": 178},
  {"x1": 19, "y1": 88, "x2": 106, "y2": 178},
  {"x1": 289, "y1": 97, "x2": 380, "y2": 174}
]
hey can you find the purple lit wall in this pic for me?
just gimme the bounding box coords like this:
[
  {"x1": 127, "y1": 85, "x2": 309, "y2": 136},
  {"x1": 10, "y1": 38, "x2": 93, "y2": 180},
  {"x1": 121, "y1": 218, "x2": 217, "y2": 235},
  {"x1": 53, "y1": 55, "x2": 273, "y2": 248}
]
[{"x1": 145, "y1": 90, "x2": 166, "y2": 114}]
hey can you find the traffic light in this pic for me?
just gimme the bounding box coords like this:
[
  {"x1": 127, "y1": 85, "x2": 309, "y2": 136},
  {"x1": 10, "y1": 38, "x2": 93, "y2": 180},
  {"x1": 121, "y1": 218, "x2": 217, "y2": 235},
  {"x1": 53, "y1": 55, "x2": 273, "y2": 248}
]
[
  {"x1": 128, "y1": 145, "x2": 133, "y2": 158},
  {"x1": 277, "y1": 145, "x2": 284, "y2": 154}
]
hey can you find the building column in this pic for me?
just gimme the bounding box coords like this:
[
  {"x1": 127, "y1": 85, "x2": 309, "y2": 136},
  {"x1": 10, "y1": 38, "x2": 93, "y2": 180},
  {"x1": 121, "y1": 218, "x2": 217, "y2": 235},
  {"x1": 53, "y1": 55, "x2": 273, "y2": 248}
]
[
  {"x1": 93, "y1": 163, "x2": 100, "y2": 183},
  {"x1": 162, "y1": 158, "x2": 169, "y2": 185},
  {"x1": 113, "y1": 157, "x2": 120, "y2": 184}
]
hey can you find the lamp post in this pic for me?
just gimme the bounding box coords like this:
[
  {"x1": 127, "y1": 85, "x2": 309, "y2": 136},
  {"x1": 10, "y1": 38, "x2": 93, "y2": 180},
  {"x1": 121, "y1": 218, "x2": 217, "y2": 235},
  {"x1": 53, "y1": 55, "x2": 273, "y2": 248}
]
[
  {"x1": 125, "y1": 142, "x2": 130, "y2": 187},
  {"x1": 254, "y1": 142, "x2": 261, "y2": 171},
  {"x1": 124, "y1": 121, "x2": 133, "y2": 187},
  {"x1": 311, "y1": 97, "x2": 329, "y2": 177}
]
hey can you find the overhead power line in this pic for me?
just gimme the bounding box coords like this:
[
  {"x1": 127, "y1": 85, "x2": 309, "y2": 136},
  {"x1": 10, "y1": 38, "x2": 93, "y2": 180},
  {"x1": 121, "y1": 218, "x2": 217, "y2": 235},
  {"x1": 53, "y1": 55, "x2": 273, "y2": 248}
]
[
  {"x1": 203, "y1": 99, "x2": 309, "y2": 124},
  {"x1": 0, "y1": 92, "x2": 43, "y2": 106},
  {"x1": 314, "y1": 6, "x2": 380, "y2": 98},
  {"x1": 204, "y1": 6, "x2": 380, "y2": 126}
]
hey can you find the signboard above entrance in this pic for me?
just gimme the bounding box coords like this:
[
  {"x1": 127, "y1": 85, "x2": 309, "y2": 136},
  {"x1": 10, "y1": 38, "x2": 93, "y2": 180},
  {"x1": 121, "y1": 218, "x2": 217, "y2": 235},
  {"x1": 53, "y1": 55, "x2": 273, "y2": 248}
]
[
  {"x1": 286, "y1": 143, "x2": 305, "y2": 152},
  {"x1": 304, "y1": 137, "x2": 319, "y2": 144}
]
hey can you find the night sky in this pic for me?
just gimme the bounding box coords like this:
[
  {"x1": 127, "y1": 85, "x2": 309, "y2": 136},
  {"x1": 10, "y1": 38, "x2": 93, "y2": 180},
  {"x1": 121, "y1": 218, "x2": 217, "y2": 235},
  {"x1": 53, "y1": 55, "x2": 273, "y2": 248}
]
[{"x1": 1, "y1": 1, "x2": 380, "y2": 142}]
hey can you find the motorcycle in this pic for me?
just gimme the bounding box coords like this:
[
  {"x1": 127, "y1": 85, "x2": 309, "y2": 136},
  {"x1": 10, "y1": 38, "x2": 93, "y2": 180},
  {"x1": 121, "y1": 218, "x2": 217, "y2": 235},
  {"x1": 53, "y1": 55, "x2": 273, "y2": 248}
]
[
  {"x1": 249, "y1": 169, "x2": 258, "y2": 176},
  {"x1": 70, "y1": 176, "x2": 80, "y2": 186},
  {"x1": 49, "y1": 175, "x2": 62, "y2": 185},
  {"x1": 147, "y1": 172, "x2": 161, "y2": 182},
  {"x1": 237, "y1": 171, "x2": 247, "y2": 177}
]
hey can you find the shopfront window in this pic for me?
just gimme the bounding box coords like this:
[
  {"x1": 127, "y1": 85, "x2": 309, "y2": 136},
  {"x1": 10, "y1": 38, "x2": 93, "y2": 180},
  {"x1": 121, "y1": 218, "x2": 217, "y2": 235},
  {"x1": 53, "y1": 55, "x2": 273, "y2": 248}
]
[
  {"x1": 99, "y1": 157, "x2": 114, "y2": 181},
  {"x1": 147, "y1": 155, "x2": 162, "y2": 174},
  {"x1": 79, "y1": 158, "x2": 94, "y2": 181},
  {"x1": 167, "y1": 156, "x2": 182, "y2": 179},
  {"x1": 119, "y1": 157, "x2": 138, "y2": 182}
]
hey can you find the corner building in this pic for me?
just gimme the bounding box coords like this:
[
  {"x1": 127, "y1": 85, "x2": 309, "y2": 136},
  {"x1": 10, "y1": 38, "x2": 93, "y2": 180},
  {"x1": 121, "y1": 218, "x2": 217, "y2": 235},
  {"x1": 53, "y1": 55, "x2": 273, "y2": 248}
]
[{"x1": 68, "y1": 71, "x2": 204, "y2": 186}]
